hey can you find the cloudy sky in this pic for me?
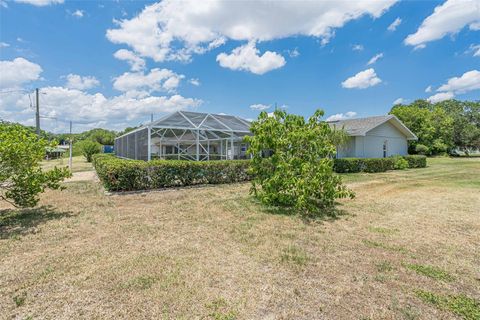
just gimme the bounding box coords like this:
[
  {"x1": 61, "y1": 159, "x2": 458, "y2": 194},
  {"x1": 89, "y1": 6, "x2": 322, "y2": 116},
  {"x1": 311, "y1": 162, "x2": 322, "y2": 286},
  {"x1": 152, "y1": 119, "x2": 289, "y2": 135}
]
[{"x1": 0, "y1": 0, "x2": 479, "y2": 133}]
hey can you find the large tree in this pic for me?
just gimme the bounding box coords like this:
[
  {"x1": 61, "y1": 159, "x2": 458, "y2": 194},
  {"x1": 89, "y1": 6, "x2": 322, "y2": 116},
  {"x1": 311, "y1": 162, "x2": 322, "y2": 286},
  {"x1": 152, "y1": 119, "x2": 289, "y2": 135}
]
[
  {"x1": 245, "y1": 109, "x2": 354, "y2": 216},
  {"x1": 0, "y1": 122, "x2": 71, "y2": 208},
  {"x1": 390, "y1": 99, "x2": 479, "y2": 155}
]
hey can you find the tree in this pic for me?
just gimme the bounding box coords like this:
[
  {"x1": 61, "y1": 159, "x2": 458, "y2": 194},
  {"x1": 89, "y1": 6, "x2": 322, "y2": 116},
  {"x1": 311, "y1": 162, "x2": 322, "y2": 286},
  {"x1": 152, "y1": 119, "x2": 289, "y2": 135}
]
[
  {"x1": 77, "y1": 140, "x2": 101, "y2": 162},
  {"x1": 245, "y1": 109, "x2": 354, "y2": 216},
  {"x1": 0, "y1": 122, "x2": 71, "y2": 208},
  {"x1": 389, "y1": 99, "x2": 480, "y2": 155}
]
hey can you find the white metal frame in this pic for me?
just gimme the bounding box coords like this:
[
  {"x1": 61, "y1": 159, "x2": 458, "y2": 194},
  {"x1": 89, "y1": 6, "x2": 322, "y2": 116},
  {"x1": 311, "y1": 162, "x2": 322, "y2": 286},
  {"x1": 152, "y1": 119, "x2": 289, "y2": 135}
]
[{"x1": 114, "y1": 111, "x2": 251, "y2": 161}]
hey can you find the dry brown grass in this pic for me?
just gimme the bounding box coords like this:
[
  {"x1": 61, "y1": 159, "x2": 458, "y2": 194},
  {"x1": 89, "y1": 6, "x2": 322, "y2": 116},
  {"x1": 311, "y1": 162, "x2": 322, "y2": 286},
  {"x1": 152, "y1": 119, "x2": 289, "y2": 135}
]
[
  {"x1": 41, "y1": 156, "x2": 93, "y2": 173},
  {"x1": 1, "y1": 158, "x2": 479, "y2": 319}
]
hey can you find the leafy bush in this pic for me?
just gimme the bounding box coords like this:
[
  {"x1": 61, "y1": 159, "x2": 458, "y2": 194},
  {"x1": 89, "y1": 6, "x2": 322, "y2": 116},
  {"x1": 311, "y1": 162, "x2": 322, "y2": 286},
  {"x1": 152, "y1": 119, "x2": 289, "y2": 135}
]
[
  {"x1": 245, "y1": 109, "x2": 354, "y2": 215},
  {"x1": 0, "y1": 122, "x2": 71, "y2": 207},
  {"x1": 334, "y1": 157, "x2": 392, "y2": 173},
  {"x1": 92, "y1": 154, "x2": 250, "y2": 192},
  {"x1": 431, "y1": 139, "x2": 449, "y2": 155},
  {"x1": 362, "y1": 158, "x2": 395, "y2": 172},
  {"x1": 415, "y1": 144, "x2": 429, "y2": 155},
  {"x1": 334, "y1": 155, "x2": 426, "y2": 173},
  {"x1": 403, "y1": 155, "x2": 427, "y2": 168},
  {"x1": 77, "y1": 140, "x2": 101, "y2": 162},
  {"x1": 391, "y1": 156, "x2": 409, "y2": 170}
]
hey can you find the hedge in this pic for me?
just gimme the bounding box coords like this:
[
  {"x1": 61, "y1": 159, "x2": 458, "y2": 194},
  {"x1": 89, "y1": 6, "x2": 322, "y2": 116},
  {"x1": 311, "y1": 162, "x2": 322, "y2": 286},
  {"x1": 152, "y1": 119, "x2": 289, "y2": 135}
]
[
  {"x1": 92, "y1": 154, "x2": 427, "y2": 191},
  {"x1": 402, "y1": 155, "x2": 427, "y2": 168},
  {"x1": 333, "y1": 155, "x2": 426, "y2": 173},
  {"x1": 92, "y1": 154, "x2": 250, "y2": 192}
]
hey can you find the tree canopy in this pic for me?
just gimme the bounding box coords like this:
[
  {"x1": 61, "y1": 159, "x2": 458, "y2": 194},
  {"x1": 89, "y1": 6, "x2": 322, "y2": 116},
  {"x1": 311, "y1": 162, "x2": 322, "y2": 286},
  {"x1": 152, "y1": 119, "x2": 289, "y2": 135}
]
[
  {"x1": 245, "y1": 109, "x2": 354, "y2": 216},
  {"x1": 390, "y1": 99, "x2": 480, "y2": 155},
  {"x1": 0, "y1": 122, "x2": 71, "y2": 207}
]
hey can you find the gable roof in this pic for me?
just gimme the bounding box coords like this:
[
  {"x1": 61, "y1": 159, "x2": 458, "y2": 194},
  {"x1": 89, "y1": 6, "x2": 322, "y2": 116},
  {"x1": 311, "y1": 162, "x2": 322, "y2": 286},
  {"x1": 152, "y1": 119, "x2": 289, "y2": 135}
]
[{"x1": 327, "y1": 115, "x2": 418, "y2": 140}]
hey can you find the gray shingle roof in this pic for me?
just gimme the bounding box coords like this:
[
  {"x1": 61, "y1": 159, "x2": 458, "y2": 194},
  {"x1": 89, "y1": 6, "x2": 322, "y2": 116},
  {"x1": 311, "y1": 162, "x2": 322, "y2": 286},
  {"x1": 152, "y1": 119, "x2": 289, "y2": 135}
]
[{"x1": 327, "y1": 115, "x2": 397, "y2": 136}]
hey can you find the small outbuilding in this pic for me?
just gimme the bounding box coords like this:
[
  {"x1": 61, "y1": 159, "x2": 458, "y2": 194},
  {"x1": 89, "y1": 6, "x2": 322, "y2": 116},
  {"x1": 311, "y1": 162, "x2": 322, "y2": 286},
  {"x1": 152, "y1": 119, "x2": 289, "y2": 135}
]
[{"x1": 328, "y1": 115, "x2": 417, "y2": 158}]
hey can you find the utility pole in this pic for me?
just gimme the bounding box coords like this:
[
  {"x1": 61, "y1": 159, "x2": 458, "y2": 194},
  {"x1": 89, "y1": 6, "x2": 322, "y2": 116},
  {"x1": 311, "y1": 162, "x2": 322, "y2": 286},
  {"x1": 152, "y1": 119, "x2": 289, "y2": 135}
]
[
  {"x1": 35, "y1": 88, "x2": 40, "y2": 136},
  {"x1": 151, "y1": 113, "x2": 154, "y2": 122},
  {"x1": 69, "y1": 120, "x2": 73, "y2": 171}
]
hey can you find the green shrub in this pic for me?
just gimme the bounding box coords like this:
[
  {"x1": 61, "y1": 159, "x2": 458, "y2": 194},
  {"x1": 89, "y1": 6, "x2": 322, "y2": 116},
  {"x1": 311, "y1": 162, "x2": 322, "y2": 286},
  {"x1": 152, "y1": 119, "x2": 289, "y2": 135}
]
[
  {"x1": 403, "y1": 155, "x2": 427, "y2": 168},
  {"x1": 92, "y1": 154, "x2": 250, "y2": 192},
  {"x1": 332, "y1": 158, "x2": 364, "y2": 173},
  {"x1": 363, "y1": 158, "x2": 395, "y2": 172},
  {"x1": 77, "y1": 140, "x2": 101, "y2": 162},
  {"x1": 415, "y1": 144, "x2": 429, "y2": 155},
  {"x1": 391, "y1": 156, "x2": 409, "y2": 170},
  {"x1": 245, "y1": 109, "x2": 354, "y2": 215},
  {"x1": 333, "y1": 157, "x2": 393, "y2": 173},
  {"x1": 333, "y1": 155, "x2": 426, "y2": 173}
]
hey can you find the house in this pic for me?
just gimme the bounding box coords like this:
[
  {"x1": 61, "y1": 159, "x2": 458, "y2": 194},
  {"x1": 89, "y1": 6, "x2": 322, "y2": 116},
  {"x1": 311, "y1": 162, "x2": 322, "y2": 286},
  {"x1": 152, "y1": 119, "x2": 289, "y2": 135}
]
[{"x1": 327, "y1": 115, "x2": 417, "y2": 158}]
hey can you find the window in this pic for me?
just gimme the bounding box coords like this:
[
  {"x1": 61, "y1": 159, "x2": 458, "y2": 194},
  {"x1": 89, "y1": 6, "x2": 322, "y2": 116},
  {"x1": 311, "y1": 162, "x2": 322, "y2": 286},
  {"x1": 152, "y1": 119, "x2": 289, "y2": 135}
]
[
  {"x1": 165, "y1": 145, "x2": 177, "y2": 154},
  {"x1": 383, "y1": 140, "x2": 388, "y2": 158}
]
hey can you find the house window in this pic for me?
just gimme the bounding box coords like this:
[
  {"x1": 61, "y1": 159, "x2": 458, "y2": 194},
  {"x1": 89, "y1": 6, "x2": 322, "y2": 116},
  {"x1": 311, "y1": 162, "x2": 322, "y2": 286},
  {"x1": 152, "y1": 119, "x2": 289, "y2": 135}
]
[
  {"x1": 165, "y1": 145, "x2": 177, "y2": 154},
  {"x1": 383, "y1": 140, "x2": 388, "y2": 158}
]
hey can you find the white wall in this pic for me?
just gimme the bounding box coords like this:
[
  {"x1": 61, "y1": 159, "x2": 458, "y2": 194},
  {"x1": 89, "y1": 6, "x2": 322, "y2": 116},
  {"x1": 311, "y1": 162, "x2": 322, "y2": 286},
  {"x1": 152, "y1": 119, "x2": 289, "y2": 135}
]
[
  {"x1": 361, "y1": 121, "x2": 408, "y2": 158},
  {"x1": 336, "y1": 137, "x2": 356, "y2": 158},
  {"x1": 337, "y1": 121, "x2": 409, "y2": 158}
]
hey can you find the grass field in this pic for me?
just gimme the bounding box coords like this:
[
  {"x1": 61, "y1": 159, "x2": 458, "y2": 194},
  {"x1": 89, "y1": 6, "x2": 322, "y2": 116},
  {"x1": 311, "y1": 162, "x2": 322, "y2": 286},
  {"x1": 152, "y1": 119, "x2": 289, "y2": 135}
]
[
  {"x1": 1, "y1": 157, "x2": 479, "y2": 319},
  {"x1": 40, "y1": 155, "x2": 93, "y2": 173}
]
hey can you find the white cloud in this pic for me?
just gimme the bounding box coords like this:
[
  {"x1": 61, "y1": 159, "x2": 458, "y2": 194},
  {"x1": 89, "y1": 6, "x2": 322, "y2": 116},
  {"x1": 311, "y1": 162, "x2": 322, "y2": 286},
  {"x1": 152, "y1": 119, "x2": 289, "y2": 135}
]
[
  {"x1": 189, "y1": 78, "x2": 200, "y2": 86},
  {"x1": 113, "y1": 49, "x2": 146, "y2": 71},
  {"x1": 425, "y1": 85, "x2": 433, "y2": 93},
  {"x1": 342, "y1": 68, "x2": 382, "y2": 89},
  {"x1": 0, "y1": 87, "x2": 202, "y2": 132},
  {"x1": 367, "y1": 53, "x2": 384, "y2": 65},
  {"x1": 14, "y1": 0, "x2": 63, "y2": 6},
  {"x1": 427, "y1": 92, "x2": 455, "y2": 103},
  {"x1": 437, "y1": 69, "x2": 480, "y2": 94},
  {"x1": 326, "y1": 111, "x2": 357, "y2": 121},
  {"x1": 468, "y1": 44, "x2": 480, "y2": 57},
  {"x1": 106, "y1": 0, "x2": 397, "y2": 62},
  {"x1": 393, "y1": 98, "x2": 405, "y2": 105},
  {"x1": 0, "y1": 42, "x2": 9, "y2": 48},
  {"x1": 216, "y1": 41, "x2": 286, "y2": 75},
  {"x1": 405, "y1": 0, "x2": 480, "y2": 48},
  {"x1": 65, "y1": 74, "x2": 99, "y2": 90},
  {"x1": 352, "y1": 44, "x2": 364, "y2": 51},
  {"x1": 0, "y1": 1, "x2": 8, "y2": 8},
  {"x1": 427, "y1": 69, "x2": 480, "y2": 103},
  {"x1": 0, "y1": 57, "x2": 42, "y2": 89},
  {"x1": 471, "y1": 21, "x2": 480, "y2": 30},
  {"x1": 287, "y1": 48, "x2": 300, "y2": 58},
  {"x1": 250, "y1": 103, "x2": 270, "y2": 111},
  {"x1": 72, "y1": 9, "x2": 84, "y2": 18},
  {"x1": 387, "y1": 17, "x2": 402, "y2": 31},
  {"x1": 113, "y1": 68, "x2": 184, "y2": 96}
]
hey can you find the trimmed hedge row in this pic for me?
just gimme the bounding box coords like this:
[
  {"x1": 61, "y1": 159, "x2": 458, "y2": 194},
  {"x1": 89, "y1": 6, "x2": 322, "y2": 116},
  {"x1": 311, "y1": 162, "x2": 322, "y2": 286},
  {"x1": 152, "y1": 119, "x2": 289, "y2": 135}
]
[
  {"x1": 402, "y1": 155, "x2": 427, "y2": 168},
  {"x1": 333, "y1": 155, "x2": 426, "y2": 173},
  {"x1": 92, "y1": 154, "x2": 427, "y2": 191},
  {"x1": 92, "y1": 154, "x2": 250, "y2": 192}
]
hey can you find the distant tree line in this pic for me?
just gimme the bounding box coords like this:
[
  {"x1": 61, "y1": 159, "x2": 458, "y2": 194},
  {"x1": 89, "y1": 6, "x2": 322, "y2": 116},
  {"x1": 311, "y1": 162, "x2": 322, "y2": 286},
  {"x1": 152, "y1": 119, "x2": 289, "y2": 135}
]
[{"x1": 390, "y1": 99, "x2": 480, "y2": 156}]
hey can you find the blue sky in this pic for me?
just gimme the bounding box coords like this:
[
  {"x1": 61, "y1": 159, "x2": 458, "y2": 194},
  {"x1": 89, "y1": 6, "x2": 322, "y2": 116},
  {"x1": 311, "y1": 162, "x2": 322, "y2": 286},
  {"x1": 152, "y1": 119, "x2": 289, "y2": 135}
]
[{"x1": 0, "y1": 0, "x2": 479, "y2": 133}]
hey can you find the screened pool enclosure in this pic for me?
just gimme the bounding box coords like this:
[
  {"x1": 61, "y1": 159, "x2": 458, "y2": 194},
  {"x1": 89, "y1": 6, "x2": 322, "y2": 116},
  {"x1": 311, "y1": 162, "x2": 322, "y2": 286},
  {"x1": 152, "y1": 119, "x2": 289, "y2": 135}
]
[{"x1": 114, "y1": 111, "x2": 252, "y2": 161}]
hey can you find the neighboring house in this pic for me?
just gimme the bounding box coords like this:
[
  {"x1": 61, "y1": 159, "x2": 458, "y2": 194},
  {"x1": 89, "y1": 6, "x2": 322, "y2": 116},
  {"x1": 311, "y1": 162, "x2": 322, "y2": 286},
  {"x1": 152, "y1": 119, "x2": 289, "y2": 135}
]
[{"x1": 327, "y1": 115, "x2": 417, "y2": 158}]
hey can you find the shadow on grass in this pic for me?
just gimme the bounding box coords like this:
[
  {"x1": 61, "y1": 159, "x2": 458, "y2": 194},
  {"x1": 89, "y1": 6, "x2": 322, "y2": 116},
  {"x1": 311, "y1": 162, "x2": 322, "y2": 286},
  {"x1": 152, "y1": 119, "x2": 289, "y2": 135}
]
[
  {"x1": 0, "y1": 205, "x2": 74, "y2": 239},
  {"x1": 252, "y1": 198, "x2": 350, "y2": 223}
]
